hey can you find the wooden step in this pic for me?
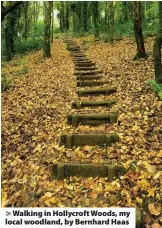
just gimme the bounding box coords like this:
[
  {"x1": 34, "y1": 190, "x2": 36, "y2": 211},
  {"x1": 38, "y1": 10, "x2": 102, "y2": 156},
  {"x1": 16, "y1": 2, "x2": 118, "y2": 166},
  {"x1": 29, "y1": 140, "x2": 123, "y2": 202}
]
[
  {"x1": 74, "y1": 61, "x2": 94, "y2": 65},
  {"x1": 76, "y1": 75, "x2": 102, "y2": 81},
  {"x1": 67, "y1": 47, "x2": 80, "y2": 51},
  {"x1": 77, "y1": 87, "x2": 117, "y2": 96},
  {"x1": 75, "y1": 67, "x2": 98, "y2": 71},
  {"x1": 77, "y1": 80, "x2": 104, "y2": 87},
  {"x1": 60, "y1": 133, "x2": 119, "y2": 148},
  {"x1": 67, "y1": 113, "x2": 117, "y2": 127},
  {"x1": 70, "y1": 53, "x2": 86, "y2": 57},
  {"x1": 74, "y1": 70, "x2": 103, "y2": 76},
  {"x1": 53, "y1": 163, "x2": 125, "y2": 181},
  {"x1": 72, "y1": 100, "x2": 116, "y2": 109}
]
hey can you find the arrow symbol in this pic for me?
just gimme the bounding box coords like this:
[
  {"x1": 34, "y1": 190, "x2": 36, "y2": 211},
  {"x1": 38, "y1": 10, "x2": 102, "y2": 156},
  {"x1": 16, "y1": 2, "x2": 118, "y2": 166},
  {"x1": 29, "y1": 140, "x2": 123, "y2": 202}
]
[{"x1": 6, "y1": 211, "x2": 11, "y2": 216}]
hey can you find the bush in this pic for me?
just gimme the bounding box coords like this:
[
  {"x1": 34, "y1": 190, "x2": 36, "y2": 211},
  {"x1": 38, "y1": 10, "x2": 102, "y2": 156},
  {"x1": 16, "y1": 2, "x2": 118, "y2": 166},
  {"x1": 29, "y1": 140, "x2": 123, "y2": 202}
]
[
  {"x1": 148, "y1": 79, "x2": 162, "y2": 100},
  {"x1": 1, "y1": 75, "x2": 11, "y2": 92},
  {"x1": 14, "y1": 37, "x2": 43, "y2": 54}
]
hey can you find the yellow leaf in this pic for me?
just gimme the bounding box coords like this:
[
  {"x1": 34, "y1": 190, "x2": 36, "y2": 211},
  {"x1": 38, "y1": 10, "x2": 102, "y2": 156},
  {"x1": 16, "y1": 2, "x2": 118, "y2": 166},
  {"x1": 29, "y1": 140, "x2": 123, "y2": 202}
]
[
  {"x1": 148, "y1": 203, "x2": 161, "y2": 216},
  {"x1": 90, "y1": 192, "x2": 98, "y2": 200},
  {"x1": 45, "y1": 192, "x2": 53, "y2": 197},
  {"x1": 123, "y1": 160, "x2": 133, "y2": 169},
  {"x1": 147, "y1": 188, "x2": 157, "y2": 197},
  {"x1": 2, "y1": 192, "x2": 8, "y2": 207},
  {"x1": 153, "y1": 172, "x2": 161, "y2": 179},
  {"x1": 83, "y1": 145, "x2": 92, "y2": 152},
  {"x1": 85, "y1": 198, "x2": 90, "y2": 206},
  {"x1": 49, "y1": 197, "x2": 57, "y2": 204},
  {"x1": 137, "y1": 179, "x2": 150, "y2": 190},
  {"x1": 132, "y1": 125, "x2": 139, "y2": 131},
  {"x1": 136, "y1": 197, "x2": 143, "y2": 204},
  {"x1": 57, "y1": 202, "x2": 65, "y2": 207}
]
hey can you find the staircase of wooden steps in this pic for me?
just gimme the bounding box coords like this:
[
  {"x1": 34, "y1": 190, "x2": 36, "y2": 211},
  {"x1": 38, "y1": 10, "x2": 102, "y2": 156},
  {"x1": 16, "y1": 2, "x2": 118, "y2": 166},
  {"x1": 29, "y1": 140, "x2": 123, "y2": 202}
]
[{"x1": 52, "y1": 39, "x2": 142, "y2": 226}]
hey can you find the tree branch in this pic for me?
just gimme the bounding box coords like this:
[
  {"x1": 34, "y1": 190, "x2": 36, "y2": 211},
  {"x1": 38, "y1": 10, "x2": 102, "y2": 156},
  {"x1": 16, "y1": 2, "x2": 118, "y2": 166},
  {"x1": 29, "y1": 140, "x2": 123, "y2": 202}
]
[{"x1": 1, "y1": 1, "x2": 22, "y2": 22}]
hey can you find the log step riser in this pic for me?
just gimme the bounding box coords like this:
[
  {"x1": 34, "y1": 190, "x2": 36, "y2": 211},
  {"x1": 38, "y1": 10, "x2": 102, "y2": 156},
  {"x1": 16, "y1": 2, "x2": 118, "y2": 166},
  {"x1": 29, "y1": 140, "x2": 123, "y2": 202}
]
[
  {"x1": 74, "y1": 70, "x2": 103, "y2": 76},
  {"x1": 76, "y1": 76, "x2": 102, "y2": 81},
  {"x1": 67, "y1": 113, "x2": 117, "y2": 127},
  {"x1": 60, "y1": 134, "x2": 119, "y2": 148},
  {"x1": 77, "y1": 81, "x2": 104, "y2": 87},
  {"x1": 72, "y1": 100, "x2": 116, "y2": 109},
  {"x1": 77, "y1": 88, "x2": 117, "y2": 96},
  {"x1": 75, "y1": 67, "x2": 98, "y2": 71},
  {"x1": 53, "y1": 163, "x2": 125, "y2": 181}
]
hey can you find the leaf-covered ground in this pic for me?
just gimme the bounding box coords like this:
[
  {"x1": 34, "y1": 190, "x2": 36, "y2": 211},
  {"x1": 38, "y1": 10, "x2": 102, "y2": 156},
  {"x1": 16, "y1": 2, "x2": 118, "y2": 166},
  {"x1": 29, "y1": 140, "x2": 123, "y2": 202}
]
[{"x1": 1, "y1": 37, "x2": 162, "y2": 227}]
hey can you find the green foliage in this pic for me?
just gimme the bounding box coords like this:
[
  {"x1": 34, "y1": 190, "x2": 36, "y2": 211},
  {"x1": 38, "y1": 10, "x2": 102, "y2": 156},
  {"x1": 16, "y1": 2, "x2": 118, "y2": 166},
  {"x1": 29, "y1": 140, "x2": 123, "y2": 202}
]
[
  {"x1": 1, "y1": 74, "x2": 11, "y2": 92},
  {"x1": 16, "y1": 67, "x2": 28, "y2": 76},
  {"x1": 14, "y1": 38, "x2": 43, "y2": 54},
  {"x1": 148, "y1": 79, "x2": 162, "y2": 100},
  {"x1": 159, "y1": 91, "x2": 162, "y2": 100}
]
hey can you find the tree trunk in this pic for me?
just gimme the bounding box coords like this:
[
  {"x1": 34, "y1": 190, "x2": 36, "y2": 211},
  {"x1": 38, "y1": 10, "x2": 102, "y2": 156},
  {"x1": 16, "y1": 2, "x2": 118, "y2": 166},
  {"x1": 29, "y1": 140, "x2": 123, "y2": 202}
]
[
  {"x1": 60, "y1": 2, "x2": 65, "y2": 32},
  {"x1": 1, "y1": 1, "x2": 22, "y2": 22},
  {"x1": 92, "y1": 1, "x2": 99, "y2": 40},
  {"x1": 43, "y1": 1, "x2": 52, "y2": 58},
  {"x1": 65, "y1": 2, "x2": 69, "y2": 31},
  {"x1": 108, "y1": 1, "x2": 115, "y2": 43},
  {"x1": 22, "y1": 2, "x2": 29, "y2": 40},
  {"x1": 4, "y1": 7, "x2": 17, "y2": 61},
  {"x1": 5, "y1": 16, "x2": 12, "y2": 61},
  {"x1": 133, "y1": 1, "x2": 147, "y2": 59},
  {"x1": 105, "y1": 2, "x2": 109, "y2": 26},
  {"x1": 153, "y1": 2, "x2": 162, "y2": 84},
  {"x1": 83, "y1": 2, "x2": 88, "y2": 32},
  {"x1": 51, "y1": 2, "x2": 54, "y2": 43},
  {"x1": 76, "y1": 2, "x2": 82, "y2": 32}
]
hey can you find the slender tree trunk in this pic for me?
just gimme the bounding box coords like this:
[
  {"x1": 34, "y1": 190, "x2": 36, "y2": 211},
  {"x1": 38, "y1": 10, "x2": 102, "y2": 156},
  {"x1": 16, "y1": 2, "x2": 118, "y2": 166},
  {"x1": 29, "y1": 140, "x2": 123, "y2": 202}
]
[
  {"x1": 65, "y1": 2, "x2": 69, "y2": 31},
  {"x1": 108, "y1": 1, "x2": 115, "y2": 43},
  {"x1": 5, "y1": 16, "x2": 12, "y2": 61},
  {"x1": 92, "y1": 1, "x2": 99, "y2": 40},
  {"x1": 76, "y1": 2, "x2": 82, "y2": 32},
  {"x1": 51, "y1": 2, "x2": 54, "y2": 43},
  {"x1": 133, "y1": 1, "x2": 147, "y2": 59},
  {"x1": 4, "y1": 8, "x2": 16, "y2": 61},
  {"x1": 22, "y1": 2, "x2": 29, "y2": 40},
  {"x1": 105, "y1": 2, "x2": 108, "y2": 26},
  {"x1": 43, "y1": 1, "x2": 52, "y2": 58},
  {"x1": 153, "y1": 2, "x2": 162, "y2": 84},
  {"x1": 83, "y1": 1, "x2": 88, "y2": 32},
  {"x1": 60, "y1": 2, "x2": 65, "y2": 32},
  {"x1": 73, "y1": 11, "x2": 76, "y2": 32}
]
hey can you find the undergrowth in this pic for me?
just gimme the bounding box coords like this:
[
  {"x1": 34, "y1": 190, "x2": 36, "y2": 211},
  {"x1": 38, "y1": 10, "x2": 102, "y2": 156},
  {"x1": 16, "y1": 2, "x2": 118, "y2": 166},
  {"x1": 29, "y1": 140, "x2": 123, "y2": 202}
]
[{"x1": 148, "y1": 79, "x2": 162, "y2": 100}]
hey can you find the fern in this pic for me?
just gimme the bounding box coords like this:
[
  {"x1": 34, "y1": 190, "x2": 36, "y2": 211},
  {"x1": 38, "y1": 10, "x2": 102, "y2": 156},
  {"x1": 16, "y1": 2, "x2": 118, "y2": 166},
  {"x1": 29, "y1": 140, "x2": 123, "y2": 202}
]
[{"x1": 148, "y1": 79, "x2": 162, "y2": 100}]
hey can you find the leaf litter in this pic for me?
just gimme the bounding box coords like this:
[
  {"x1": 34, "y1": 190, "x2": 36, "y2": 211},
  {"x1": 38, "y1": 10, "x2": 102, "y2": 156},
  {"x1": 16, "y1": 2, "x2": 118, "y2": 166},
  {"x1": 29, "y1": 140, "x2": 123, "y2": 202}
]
[{"x1": 1, "y1": 37, "x2": 162, "y2": 226}]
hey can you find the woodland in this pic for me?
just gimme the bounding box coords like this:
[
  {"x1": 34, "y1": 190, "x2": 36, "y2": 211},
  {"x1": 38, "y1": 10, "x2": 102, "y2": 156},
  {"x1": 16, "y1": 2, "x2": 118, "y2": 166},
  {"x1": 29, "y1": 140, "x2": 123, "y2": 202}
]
[{"x1": 1, "y1": 1, "x2": 162, "y2": 228}]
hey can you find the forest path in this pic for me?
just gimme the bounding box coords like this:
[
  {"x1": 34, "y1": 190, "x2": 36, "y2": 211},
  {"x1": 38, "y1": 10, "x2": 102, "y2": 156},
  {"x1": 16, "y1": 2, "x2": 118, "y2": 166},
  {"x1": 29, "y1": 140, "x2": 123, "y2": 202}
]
[{"x1": 1, "y1": 37, "x2": 161, "y2": 225}]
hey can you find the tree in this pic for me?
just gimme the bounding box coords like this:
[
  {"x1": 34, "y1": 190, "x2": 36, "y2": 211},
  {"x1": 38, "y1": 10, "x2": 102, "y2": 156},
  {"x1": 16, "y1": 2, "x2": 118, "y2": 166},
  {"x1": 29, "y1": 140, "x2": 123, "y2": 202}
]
[
  {"x1": 60, "y1": 2, "x2": 65, "y2": 32},
  {"x1": 108, "y1": 1, "x2": 115, "y2": 43},
  {"x1": 92, "y1": 1, "x2": 100, "y2": 40},
  {"x1": 122, "y1": 1, "x2": 128, "y2": 22},
  {"x1": 132, "y1": 1, "x2": 147, "y2": 59},
  {"x1": 51, "y1": 2, "x2": 54, "y2": 43},
  {"x1": 22, "y1": 2, "x2": 29, "y2": 40},
  {"x1": 153, "y1": 2, "x2": 162, "y2": 84},
  {"x1": 83, "y1": 1, "x2": 88, "y2": 32},
  {"x1": 1, "y1": 1, "x2": 22, "y2": 22},
  {"x1": 4, "y1": 2, "x2": 18, "y2": 61},
  {"x1": 43, "y1": 1, "x2": 52, "y2": 58},
  {"x1": 65, "y1": 2, "x2": 69, "y2": 31}
]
